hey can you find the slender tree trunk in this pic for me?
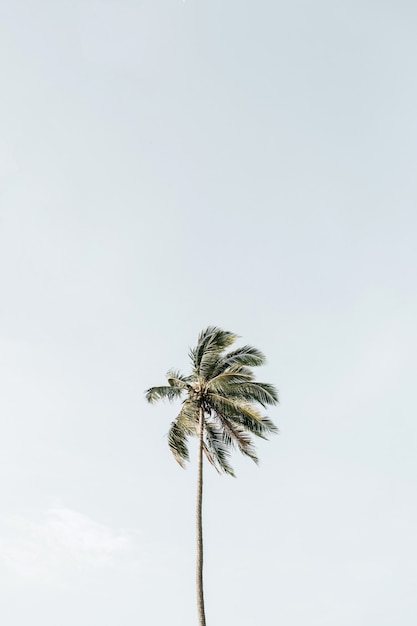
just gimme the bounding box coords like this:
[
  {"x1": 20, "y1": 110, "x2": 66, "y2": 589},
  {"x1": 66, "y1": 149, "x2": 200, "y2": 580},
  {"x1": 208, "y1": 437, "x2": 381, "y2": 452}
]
[{"x1": 196, "y1": 406, "x2": 206, "y2": 626}]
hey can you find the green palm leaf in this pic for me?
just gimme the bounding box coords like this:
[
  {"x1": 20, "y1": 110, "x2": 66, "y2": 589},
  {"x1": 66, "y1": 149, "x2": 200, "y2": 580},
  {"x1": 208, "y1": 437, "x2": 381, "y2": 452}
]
[
  {"x1": 145, "y1": 385, "x2": 184, "y2": 404},
  {"x1": 213, "y1": 412, "x2": 259, "y2": 463},
  {"x1": 208, "y1": 393, "x2": 278, "y2": 438},
  {"x1": 203, "y1": 422, "x2": 235, "y2": 476},
  {"x1": 176, "y1": 399, "x2": 199, "y2": 432},
  {"x1": 211, "y1": 345, "x2": 266, "y2": 376},
  {"x1": 190, "y1": 326, "x2": 237, "y2": 378},
  {"x1": 168, "y1": 420, "x2": 190, "y2": 467},
  {"x1": 209, "y1": 380, "x2": 279, "y2": 408}
]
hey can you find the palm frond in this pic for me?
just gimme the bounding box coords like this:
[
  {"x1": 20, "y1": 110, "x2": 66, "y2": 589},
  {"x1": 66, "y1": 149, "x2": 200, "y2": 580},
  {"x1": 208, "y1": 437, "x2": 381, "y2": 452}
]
[
  {"x1": 189, "y1": 326, "x2": 237, "y2": 377},
  {"x1": 167, "y1": 420, "x2": 190, "y2": 467},
  {"x1": 207, "y1": 369, "x2": 254, "y2": 389},
  {"x1": 214, "y1": 412, "x2": 259, "y2": 463},
  {"x1": 203, "y1": 421, "x2": 235, "y2": 476},
  {"x1": 145, "y1": 385, "x2": 184, "y2": 404},
  {"x1": 209, "y1": 381, "x2": 279, "y2": 408},
  {"x1": 211, "y1": 345, "x2": 266, "y2": 376},
  {"x1": 208, "y1": 394, "x2": 278, "y2": 438},
  {"x1": 176, "y1": 398, "x2": 199, "y2": 432}
]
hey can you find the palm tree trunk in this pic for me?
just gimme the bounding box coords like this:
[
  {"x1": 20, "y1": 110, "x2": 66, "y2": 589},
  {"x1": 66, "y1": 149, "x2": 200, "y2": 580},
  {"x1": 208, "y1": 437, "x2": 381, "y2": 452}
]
[{"x1": 196, "y1": 406, "x2": 206, "y2": 626}]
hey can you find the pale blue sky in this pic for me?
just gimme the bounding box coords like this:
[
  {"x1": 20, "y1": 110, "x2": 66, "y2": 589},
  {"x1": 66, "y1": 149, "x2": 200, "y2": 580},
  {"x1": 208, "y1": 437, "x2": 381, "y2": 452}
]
[{"x1": 1, "y1": 1, "x2": 416, "y2": 624}]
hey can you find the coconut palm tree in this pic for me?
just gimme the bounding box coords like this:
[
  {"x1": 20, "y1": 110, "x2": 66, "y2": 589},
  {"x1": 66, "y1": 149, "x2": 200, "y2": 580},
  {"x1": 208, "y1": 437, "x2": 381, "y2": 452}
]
[{"x1": 145, "y1": 326, "x2": 279, "y2": 626}]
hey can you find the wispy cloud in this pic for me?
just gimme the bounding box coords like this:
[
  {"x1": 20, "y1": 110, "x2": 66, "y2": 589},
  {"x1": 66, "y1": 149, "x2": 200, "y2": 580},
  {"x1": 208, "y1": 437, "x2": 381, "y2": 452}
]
[{"x1": 0, "y1": 508, "x2": 139, "y2": 584}]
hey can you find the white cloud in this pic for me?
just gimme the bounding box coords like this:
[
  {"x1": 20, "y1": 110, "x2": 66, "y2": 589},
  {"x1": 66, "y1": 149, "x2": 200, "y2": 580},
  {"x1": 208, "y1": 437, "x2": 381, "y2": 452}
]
[{"x1": 0, "y1": 508, "x2": 139, "y2": 584}]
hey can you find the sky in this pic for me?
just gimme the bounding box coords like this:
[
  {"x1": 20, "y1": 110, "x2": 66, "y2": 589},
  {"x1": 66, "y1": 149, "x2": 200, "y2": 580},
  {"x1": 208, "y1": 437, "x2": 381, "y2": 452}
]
[{"x1": 0, "y1": 0, "x2": 416, "y2": 624}]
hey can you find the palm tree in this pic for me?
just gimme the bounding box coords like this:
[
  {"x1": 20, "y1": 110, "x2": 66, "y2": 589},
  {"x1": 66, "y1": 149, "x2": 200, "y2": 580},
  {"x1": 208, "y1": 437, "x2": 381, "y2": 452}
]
[{"x1": 145, "y1": 326, "x2": 279, "y2": 626}]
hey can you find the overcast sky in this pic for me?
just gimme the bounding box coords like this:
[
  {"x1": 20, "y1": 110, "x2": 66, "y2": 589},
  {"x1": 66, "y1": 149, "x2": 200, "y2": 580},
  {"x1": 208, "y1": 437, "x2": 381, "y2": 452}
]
[{"x1": 1, "y1": 1, "x2": 416, "y2": 624}]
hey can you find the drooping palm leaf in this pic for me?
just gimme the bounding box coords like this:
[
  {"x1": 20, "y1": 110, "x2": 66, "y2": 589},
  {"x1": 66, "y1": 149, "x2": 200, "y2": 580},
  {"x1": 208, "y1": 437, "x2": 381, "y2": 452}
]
[
  {"x1": 208, "y1": 393, "x2": 278, "y2": 439},
  {"x1": 213, "y1": 412, "x2": 259, "y2": 463},
  {"x1": 176, "y1": 398, "x2": 199, "y2": 432},
  {"x1": 168, "y1": 420, "x2": 190, "y2": 467},
  {"x1": 203, "y1": 421, "x2": 235, "y2": 476},
  {"x1": 145, "y1": 385, "x2": 184, "y2": 404},
  {"x1": 209, "y1": 380, "x2": 279, "y2": 408}
]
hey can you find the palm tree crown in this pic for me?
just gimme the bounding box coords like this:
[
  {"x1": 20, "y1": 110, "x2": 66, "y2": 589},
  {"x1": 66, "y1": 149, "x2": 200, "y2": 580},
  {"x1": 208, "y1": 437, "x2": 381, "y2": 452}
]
[{"x1": 146, "y1": 326, "x2": 279, "y2": 476}]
